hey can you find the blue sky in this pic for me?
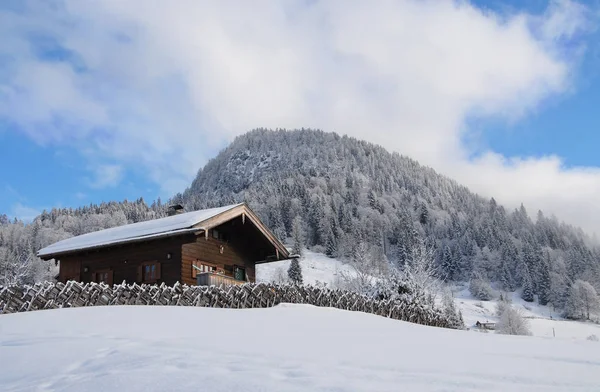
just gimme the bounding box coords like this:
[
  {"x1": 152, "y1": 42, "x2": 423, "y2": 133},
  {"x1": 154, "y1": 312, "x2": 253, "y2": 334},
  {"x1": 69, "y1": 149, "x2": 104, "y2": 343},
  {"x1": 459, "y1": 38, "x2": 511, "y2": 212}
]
[
  {"x1": 1, "y1": 0, "x2": 600, "y2": 234},
  {"x1": 468, "y1": 0, "x2": 600, "y2": 168}
]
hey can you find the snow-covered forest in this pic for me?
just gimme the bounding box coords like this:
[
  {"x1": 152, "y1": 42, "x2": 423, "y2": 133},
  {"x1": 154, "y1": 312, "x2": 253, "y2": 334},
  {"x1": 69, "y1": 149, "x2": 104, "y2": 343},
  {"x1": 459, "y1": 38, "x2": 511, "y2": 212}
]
[
  {"x1": 180, "y1": 129, "x2": 600, "y2": 316},
  {"x1": 2, "y1": 129, "x2": 600, "y2": 319}
]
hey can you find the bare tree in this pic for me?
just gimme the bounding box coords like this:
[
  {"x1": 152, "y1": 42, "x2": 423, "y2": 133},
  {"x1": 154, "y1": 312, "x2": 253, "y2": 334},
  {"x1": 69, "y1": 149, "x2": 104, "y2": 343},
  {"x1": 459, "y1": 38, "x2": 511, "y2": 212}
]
[
  {"x1": 496, "y1": 306, "x2": 531, "y2": 336},
  {"x1": 0, "y1": 247, "x2": 34, "y2": 286},
  {"x1": 565, "y1": 280, "x2": 600, "y2": 320},
  {"x1": 337, "y1": 242, "x2": 376, "y2": 294},
  {"x1": 399, "y1": 239, "x2": 441, "y2": 299}
]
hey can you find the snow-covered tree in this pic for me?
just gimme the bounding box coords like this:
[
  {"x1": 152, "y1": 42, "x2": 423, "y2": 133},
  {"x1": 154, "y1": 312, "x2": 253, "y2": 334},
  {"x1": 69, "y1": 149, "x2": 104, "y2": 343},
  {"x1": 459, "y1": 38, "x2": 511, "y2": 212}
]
[
  {"x1": 325, "y1": 228, "x2": 337, "y2": 258},
  {"x1": 495, "y1": 292, "x2": 512, "y2": 316},
  {"x1": 442, "y1": 289, "x2": 464, "y2": 329},
  {"x1": 287, "y1": 258, "x2": 303, "y2": 285},
  {"x1": 537, "y1": 252, "x2": 552, "y2": 306},
  {"x1": 400, "y1": 239, "x2": 441, "y2": 299},
  {"x1": 564, "y1": 280, "x2": 600, "y2": 320},
  {"x1": 469, "y1": 272, "x2": 494, "y2": 301},
  {"x1": 521, "y1": 265, "x2": 535, "y2": 302},
  {"x1": 496, "y1": 306, "x2": 531, "y2": 336},
  {"x1": 291, "y1": 216, "x2": 304, "y2": 256}
]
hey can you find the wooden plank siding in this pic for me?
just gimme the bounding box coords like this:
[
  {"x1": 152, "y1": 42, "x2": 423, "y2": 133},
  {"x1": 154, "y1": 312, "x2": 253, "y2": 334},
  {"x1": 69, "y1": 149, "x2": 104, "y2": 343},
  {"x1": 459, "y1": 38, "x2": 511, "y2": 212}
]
[
  {"x1": 58, "y1": 236, "x2": 187, "y2": 286},
  {"x1": 58, "y1": 259, "x2": 81, "y2": 282},
  {"x1": 181, "y1": 235, "x2": 256, "y2": 286},
  {"x1": 53, "y1": 211, "x2": 284, "y2": 287}
]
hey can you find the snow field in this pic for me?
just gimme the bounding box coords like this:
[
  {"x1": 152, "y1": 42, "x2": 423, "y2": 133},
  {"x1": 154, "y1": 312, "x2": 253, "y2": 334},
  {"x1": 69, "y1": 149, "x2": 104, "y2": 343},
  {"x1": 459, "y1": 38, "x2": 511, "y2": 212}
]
[
  {"x1": 256, "y1": 250, "x2": 356, "y2": 286},
  {"x1": 260, "y1": 250, "x2": 600, "y2": 341},
  {"x1": 1, "y1": 305, "x2": 600, "y2": 392}
]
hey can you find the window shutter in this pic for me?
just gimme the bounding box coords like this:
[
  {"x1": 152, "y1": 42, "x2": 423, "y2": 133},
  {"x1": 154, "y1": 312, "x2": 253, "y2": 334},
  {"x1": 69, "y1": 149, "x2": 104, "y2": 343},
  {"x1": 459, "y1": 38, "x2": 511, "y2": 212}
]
[
  {"x1": 107, "y1": 270, "x2": 114, "y2": 286},
  {"x1": 137, "y1": 265, "x2": 142, "y2": 283},
  {"x1": 156, "y1": 262, "x2": 161, "y2": 280}
]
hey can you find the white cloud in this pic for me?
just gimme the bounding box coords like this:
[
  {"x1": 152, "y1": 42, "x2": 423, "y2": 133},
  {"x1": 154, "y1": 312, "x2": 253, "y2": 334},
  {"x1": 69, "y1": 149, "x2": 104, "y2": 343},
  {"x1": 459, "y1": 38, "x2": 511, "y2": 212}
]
[
  {"x1": 11, "y1": 202, "x2": 41, "y2": 223},
  {"x1": 0, "y1": 1, "x2": 598, "y2": 233},
  {"x1": 86, "y1": 164, "x2": 123, "y2": 189}
]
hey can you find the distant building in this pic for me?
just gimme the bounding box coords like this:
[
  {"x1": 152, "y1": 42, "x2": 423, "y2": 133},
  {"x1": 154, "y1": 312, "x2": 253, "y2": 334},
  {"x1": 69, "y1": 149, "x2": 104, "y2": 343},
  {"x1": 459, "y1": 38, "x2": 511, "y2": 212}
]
[
  {"x1": 475, "y1": 321, "x2": 496, "y2": 330},
  {"x1": 38, "y1": 203, "x2": 291, "y2": 286}
]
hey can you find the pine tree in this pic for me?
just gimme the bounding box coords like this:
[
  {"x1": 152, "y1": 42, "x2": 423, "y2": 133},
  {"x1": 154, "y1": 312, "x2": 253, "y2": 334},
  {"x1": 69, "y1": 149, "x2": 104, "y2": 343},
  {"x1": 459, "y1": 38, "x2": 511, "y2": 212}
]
[
  {"x1": 537, "y1": 252, "x2": 551, "y2": 305},
  {"x1": 521, "y1": 266, "x2": 534, "y2": 302},
  {"x1": 418, "y1": 202, "x2": 429, "y2": 225},
  {"x1": 442, "y1": 289, "x2": 464, "y2": 329},
  {"x1": 500, "y1": 258, "x2": 514, "y2": 292},
  {"x1": 291, "y1": 216, "x2": 304, "y2": 256},
  {"x1": 288, "y1": 258, "x2": 303, "y2": 285},
  {"x1": 441, "y1": 245, "x2": 456, "y2": 281},
  {"x1": 325, "y1": 228, "x2": 337, "y2": 258}
]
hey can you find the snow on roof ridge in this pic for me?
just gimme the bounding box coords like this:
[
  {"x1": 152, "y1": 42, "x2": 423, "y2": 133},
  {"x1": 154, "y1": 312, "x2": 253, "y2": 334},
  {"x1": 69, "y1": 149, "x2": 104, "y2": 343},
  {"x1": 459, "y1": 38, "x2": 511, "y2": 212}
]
[{"x1": 38, "y1": 203, "x2": 244, "y2": 257}]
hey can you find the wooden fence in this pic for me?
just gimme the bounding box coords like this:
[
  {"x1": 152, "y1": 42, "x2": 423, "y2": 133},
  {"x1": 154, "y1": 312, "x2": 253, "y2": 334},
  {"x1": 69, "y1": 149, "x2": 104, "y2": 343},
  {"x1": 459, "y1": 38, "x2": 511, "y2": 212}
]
[{"x1": 0, "y1": 281, "x2": 452, "y2": 329}]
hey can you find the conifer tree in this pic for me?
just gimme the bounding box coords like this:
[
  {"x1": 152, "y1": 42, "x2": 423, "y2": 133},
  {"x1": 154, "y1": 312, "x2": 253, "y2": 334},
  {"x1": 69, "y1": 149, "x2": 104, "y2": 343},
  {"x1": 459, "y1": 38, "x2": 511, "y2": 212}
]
[
  {"x1": 291, "y1": 216, "x2": 304, "y2": 257},
  {"x1": 521, "y1": 266, "x2": 535, "y2": 302},
  {"x1": 441, "y1": 245, "x2": 456, "y2": 281},
  {"x1": 288, "y1": 258, "x2": 303, "y2": 285},
  {"x1": 537, "y1": 252, "x2": 552, "y2": 305},
  {"x1": 442, "y1": 289, "x2": 464, "y2": 329},
  {"x1": 325, "y1": 227, "x2": 337, "y2": 258}
]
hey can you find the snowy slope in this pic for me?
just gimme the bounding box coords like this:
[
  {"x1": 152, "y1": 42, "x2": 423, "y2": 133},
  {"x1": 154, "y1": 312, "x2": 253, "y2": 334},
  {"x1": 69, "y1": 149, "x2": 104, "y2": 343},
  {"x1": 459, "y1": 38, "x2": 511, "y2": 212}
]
[
  {"x1": 256, "y1": 250, "x2": 356, "y2": 286},
  {"x1": 1, "y1": 305, "x2": 599, "y2": 391},
  {"x1": 453, "y1": 285, "x2": 600, "y2": 340},
  {"x1": 259, "y1": 250, "x2": 600, "y2": 341}
]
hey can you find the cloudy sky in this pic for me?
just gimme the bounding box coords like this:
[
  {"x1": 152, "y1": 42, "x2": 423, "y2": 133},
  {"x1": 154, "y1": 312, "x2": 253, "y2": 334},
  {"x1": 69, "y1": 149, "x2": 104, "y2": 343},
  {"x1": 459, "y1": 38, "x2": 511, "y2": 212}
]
[{"x1": 1, "y1": 0, "x2": 600, "y2": 234}]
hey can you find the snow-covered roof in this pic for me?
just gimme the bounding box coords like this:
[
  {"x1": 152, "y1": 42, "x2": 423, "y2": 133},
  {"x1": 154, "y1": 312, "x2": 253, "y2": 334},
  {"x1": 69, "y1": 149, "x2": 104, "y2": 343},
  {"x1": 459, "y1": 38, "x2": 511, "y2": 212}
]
[{"x1": 38, "y1": 204, "x2": 244, "y2": 258}]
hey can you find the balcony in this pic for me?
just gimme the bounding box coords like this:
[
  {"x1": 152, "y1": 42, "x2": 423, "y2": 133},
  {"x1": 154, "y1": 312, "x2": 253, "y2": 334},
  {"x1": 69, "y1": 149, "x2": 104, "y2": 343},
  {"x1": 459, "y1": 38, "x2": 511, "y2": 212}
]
[{"x1": 196, "y1": 272, "x2": 247, "y2": 287}]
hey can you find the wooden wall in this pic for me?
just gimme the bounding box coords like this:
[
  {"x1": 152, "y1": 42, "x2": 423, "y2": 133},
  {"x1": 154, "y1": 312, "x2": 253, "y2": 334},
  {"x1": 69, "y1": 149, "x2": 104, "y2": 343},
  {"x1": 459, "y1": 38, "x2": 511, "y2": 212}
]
[
  {"x1": 181, "y1": 235, "x2": 257, "y2": 286},
  {"x1": 59, "y1": 259, "x2": 81, "y2": 282},
  {"x1": 58, "y1": 236, "x2": 188, "y2": 286},
  {"x1": 56, "y1": 215, "x2": 281, "y2": 287},
  {"x1": 180, "y1": 216, "x2": 276, "y2": 286}
]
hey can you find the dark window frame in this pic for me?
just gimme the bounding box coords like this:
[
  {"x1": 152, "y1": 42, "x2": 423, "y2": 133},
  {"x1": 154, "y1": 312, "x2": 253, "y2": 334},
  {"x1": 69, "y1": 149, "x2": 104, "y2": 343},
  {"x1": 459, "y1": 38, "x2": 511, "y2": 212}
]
[{"x1": 140, "y1": 261, "x2": 161, "y2": 284}]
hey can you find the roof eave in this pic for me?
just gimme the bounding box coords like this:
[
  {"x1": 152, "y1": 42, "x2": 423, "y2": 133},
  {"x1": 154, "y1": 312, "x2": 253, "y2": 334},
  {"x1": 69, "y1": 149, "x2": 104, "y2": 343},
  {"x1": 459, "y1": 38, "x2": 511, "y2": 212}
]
[{"x1": 37, "y1": 227, "x2": 201, "y2": 260}]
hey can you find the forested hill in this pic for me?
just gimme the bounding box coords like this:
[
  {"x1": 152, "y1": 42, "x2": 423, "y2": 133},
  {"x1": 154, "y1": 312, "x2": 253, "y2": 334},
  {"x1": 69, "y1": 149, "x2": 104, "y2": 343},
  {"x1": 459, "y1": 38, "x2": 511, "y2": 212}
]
[
  {"x1": 2, "y1": 128, "x2": 599, "y2": 311},
  {"x1": 177, "y1": 128, "x2": 600, "y2": 306}
]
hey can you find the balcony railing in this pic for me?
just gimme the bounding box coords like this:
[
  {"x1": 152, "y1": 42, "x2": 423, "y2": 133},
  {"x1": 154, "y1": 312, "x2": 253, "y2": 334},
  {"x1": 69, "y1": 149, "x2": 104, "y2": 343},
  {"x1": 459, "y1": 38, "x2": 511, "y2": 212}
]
[{"x1": 196, "y1": 272, "x2": 247, "y2": 287}]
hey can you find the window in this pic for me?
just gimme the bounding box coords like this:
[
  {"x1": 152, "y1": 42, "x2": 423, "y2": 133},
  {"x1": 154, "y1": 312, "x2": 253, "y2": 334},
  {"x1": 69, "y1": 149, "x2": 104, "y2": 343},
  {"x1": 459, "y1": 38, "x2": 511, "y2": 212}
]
[
  {"x1": 138, "y1": 261, "x2": 161, "y2": 284},
  {"x1": 94, "y1": 269, "x2": 113, "y2": 285},
  {"x1": 97, "y1": 271, "x2": 109, "y2": 283},
  {"x1": 144, "y1": 264, "x2": 157, "y2": 282},
  {"x1": 211, "y1": 229, "x2": 230, "y2": 242},
  {"x1": 234, "y1": 266, "x2": 246, "y2": 281},
  {"x1": 192, "y1": 260, "x2": 217, "y2": 278}
]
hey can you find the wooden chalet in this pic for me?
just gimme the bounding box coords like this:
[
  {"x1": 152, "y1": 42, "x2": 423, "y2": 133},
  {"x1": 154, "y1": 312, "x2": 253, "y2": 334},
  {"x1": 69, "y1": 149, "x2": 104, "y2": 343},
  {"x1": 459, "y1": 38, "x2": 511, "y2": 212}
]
[{"x1": 37, "y1": 203, "x2": 291, "y2": 286}]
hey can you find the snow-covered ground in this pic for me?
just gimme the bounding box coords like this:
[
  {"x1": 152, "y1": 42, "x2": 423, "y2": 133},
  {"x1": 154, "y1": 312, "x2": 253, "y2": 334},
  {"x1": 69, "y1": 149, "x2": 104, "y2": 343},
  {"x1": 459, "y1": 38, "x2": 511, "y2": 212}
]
[
  {"x1": 256, "y1": 249, "x2": 356, "y2": 287},
  {"x1": 453, "y1": 284, "x2": 600, "y2": 340},
  {"x1": 2, "y1": 304, "x2": 600, "y2": 392},
  {"x1": 259, "y1": 250, "x2": 600, "y2": 341}
]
